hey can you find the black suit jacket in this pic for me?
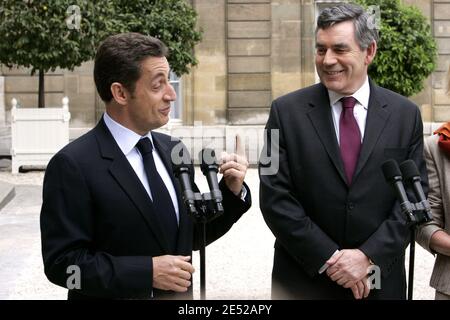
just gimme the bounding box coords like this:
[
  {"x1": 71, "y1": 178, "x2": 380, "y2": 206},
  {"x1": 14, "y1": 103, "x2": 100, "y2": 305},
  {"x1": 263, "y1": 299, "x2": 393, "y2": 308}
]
[
  {"x1": 40, "y1": 118, "x2": 251, "y2": 299},
  {"x1": 259, "y1": 80, "x2": 427, "y2": 299}
]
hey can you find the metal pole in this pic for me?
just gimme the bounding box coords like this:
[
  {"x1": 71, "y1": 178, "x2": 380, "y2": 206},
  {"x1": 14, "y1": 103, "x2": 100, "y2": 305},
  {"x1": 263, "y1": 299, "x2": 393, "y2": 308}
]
[
  {"x1": 408, "y1": 227, "x2": 415, "y2": 300},
  {"x1": 200, "y1": 222, "x2": 206, "y2": 300}
]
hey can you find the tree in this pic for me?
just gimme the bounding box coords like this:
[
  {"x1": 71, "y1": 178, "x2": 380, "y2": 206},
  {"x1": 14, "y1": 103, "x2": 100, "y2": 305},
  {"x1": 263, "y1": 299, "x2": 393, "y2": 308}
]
[
  {"x1": 0, "y1": 0, "x2": 115, "y2": 108},
  {"x1": 355, "y1": 0, "x2": 437, "y2": 97},
  {"x1": 114, "y1": 0, "x2": 202, "y2": 76},
  {"x1": 0, "y1": 0, "x2": 202, "y2": 108}
]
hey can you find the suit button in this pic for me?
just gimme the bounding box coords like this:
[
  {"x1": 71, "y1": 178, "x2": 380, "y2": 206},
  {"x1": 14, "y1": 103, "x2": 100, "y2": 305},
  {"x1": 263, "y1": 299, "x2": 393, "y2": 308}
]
[{"x1": 347, "y1": 203, "x2": 354, "y2": 211}]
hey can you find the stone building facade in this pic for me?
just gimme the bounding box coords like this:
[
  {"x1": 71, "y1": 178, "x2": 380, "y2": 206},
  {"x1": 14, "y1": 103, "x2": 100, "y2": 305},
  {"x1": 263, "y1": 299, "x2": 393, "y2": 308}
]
[{"x1": 0, "y1": 1, "x2": 449, "y2": 158}]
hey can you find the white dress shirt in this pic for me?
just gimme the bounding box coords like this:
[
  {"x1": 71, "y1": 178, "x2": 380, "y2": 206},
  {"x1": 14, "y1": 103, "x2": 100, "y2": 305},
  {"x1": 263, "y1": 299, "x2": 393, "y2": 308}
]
[
  {"x1": 319, "y1": 77, "x2": 371, "y2": 273},
  {"x1": 328, "y1": 76, "x2": 371, "y2": 144},
  {"x1": 103, "y1": 112, "x2": 179, "y2": 223}
]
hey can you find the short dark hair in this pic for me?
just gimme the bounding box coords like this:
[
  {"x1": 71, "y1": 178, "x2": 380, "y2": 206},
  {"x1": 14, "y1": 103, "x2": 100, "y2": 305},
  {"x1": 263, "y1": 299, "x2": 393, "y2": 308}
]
[
  {"x1": 316, "y1": 3, "x2": 379, "y2": 50},
  {"x1": 94, "y1": 33, "x2": 169, "y2": 102}
]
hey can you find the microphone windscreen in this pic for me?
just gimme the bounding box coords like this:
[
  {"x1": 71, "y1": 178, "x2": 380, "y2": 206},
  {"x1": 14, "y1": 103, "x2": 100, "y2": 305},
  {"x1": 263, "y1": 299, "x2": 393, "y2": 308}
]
[
  {"x1": 399, "y1": 160, "x2": 420, "y2": 181},
  {"x1": 172, "y1": 145, "x2": 191, "y2": 176},
  {"x1": 199, "y1": 148, "x2": 218, "y2": 174},
  {"x1": 382, "y1": 159, "x2": 401, "y2": 181}
]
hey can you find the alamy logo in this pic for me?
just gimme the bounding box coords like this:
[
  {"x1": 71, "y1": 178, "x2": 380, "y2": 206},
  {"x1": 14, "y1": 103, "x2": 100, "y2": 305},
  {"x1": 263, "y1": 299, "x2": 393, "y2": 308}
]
[
  {"x1": 367, "y1": 265, "x2": 381, "y2": 289},
  {"x1": 66, "y1": 265, "x2": 81, "y2": 290},
  {"x1": 66, "y1": 5, "x2": 81, "y2": 30},
  {"x1": 367, "y1": 5, "x2": 381, "y2": 31}
]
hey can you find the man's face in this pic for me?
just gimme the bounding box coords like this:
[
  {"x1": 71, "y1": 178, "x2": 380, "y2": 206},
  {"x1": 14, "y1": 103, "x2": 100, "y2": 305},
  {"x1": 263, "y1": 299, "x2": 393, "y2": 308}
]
[
  {"x1": 127, "y1": 56, "x2": 176, "y2": 133},
  {"x1": 315, "y1": 21, "x2": 376, "y2": 95}
]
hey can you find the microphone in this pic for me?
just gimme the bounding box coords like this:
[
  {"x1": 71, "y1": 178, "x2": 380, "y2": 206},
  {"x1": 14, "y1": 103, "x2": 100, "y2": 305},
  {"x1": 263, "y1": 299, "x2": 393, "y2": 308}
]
[
  {"x1": 399, "y1": 160, "x2": 433, "y2": 223},
  {"x1": 199, "y1": 148, "x2": 223, "y2": 213},
  {"x1": 382, "y1": 159, "x2": 416, "y2": 222},
  {"x1": 173, "y1": 162, "x2": 198, "y2": 216}
]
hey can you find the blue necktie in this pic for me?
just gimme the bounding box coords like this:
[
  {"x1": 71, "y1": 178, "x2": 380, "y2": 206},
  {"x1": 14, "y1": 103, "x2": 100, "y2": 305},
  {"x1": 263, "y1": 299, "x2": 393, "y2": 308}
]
[{"x1": 136, "y1": 137, "x2": 178, "y2": 251}]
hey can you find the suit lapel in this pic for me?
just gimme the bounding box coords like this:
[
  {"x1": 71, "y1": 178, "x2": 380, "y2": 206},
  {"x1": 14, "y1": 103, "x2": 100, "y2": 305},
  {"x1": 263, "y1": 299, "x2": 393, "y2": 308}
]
[
  {"x1": 307, "y1": 84, "x2": 347, "y2": 185},
  {"x1": 94, "y1": 119, "x2": 170, "y2": 252},
  {"x1": 353, "y1": 81, "x2": 391, "y2": 183},
  {"x1": 151, "y1": 134, "x2": 192, "y2": 253}
]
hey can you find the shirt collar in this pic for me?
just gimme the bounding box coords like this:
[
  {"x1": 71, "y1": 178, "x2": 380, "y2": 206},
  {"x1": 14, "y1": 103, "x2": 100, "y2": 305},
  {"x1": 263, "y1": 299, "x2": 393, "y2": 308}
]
[
  {"x1": 103, "y1": 112, "x2": 153, "y2": 156},
  {"x1": 327, "y1": 76, "x2": 370, "y2": 109}
]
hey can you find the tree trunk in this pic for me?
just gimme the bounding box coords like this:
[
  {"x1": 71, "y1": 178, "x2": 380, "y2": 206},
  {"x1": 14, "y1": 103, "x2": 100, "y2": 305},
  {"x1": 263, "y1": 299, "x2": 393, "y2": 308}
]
[{"x1": 38, "y1": 69, "x2": 45, "y2": 108}]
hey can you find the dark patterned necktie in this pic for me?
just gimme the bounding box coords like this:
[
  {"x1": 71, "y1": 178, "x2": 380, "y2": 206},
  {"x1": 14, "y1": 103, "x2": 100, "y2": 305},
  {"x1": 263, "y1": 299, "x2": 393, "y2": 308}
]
[
  {"x1": 136, "y1": 137, "x2": 178, "y2": 250},
  {"x1": 339, "y1": 96, "x2": 361, "y2": 185}
]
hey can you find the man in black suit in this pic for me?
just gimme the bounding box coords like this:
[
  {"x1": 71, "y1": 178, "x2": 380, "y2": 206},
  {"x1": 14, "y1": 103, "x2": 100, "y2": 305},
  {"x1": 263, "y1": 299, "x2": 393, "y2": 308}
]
[
  {"x1": 259, "y1": 3, "x2": 426, "y2": 299},
  {"x1": 40, "y1": 33, "x2": 251, "y2": 299}
]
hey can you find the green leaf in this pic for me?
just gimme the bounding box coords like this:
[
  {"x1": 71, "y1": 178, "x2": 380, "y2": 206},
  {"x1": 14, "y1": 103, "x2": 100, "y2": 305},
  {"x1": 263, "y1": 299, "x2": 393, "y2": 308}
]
[{"x1": 355, "y1": 0, "x2": 437, "y2": 96}]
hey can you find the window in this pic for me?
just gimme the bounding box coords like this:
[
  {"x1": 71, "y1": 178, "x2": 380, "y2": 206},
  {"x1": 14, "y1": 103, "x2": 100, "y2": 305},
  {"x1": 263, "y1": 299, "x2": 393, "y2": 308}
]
[{"x1": 169, "y1": 71, "x2": 182, "y2": 123}]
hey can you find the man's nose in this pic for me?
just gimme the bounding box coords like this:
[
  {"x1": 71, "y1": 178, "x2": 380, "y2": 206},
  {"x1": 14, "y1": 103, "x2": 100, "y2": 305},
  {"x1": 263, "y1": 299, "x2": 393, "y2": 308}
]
[
  {"x1": 323, "y1": 49, "x2": 337, "y2": 65},
  {"x1": 164, "y1": 83, "x2": 177, "y2": 101}
]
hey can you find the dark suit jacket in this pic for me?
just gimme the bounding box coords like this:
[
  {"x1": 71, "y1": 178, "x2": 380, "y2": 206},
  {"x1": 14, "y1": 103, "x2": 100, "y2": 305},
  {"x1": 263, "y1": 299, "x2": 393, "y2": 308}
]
[
  {"x1": 259, "y1": 80, "x2": 427, "y2": 299},
  {"x1": 40, "y1": 118, "x2": 251, "y2": 299}
]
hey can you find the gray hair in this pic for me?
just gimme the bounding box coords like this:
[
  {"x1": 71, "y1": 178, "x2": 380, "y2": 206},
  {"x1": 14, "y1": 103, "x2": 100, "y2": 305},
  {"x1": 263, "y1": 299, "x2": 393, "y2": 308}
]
[{"x1": 316, "y1": 3, "x2": 379, "y2": 50}]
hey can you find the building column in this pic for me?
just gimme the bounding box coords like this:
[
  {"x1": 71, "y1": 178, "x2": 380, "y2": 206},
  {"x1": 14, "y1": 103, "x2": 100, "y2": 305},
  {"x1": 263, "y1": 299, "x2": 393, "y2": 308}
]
[
  {"x1": 188, "y1": 0, "x2": 228, "y2": 125},
  {"x1": 431, "y1": 0, "x2": 450, "y2": 123},
  {"x1": 0, "y1": 74, "x2": 5, "y2": 125},
  {"x1": 227, "y1": 0, "x2": 272, "y2": 125}
]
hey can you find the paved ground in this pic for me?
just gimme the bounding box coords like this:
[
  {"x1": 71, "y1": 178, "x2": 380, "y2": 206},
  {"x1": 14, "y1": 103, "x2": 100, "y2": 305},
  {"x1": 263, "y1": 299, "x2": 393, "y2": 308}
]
[{"x1": 0, "y1": 166, "x2": 436, "y2": 300}]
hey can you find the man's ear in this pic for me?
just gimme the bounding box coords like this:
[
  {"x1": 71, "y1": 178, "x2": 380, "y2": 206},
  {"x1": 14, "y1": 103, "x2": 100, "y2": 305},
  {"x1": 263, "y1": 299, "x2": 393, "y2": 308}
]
[
  {"x1": 365, "y1": 41, "x2": 377, "y2": 65},
  {"x1": 110, "y1": 82, "x2": 131, "y2": 106}
]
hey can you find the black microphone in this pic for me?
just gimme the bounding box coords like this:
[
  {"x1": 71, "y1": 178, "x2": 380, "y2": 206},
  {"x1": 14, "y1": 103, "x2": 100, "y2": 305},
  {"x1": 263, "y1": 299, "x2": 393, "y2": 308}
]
[
  {"x1": 382, "y1": 159, "x2": 416, "y2": 222},
  {"x1": 173, "y1": 162, "x2": 198, "y2": 216},
  {"x1": 399, "y1": 160, "x2": 433, "y2": 223},
  {"x1": 199, "y1": 148, "x2": 223, "y2": 213}
]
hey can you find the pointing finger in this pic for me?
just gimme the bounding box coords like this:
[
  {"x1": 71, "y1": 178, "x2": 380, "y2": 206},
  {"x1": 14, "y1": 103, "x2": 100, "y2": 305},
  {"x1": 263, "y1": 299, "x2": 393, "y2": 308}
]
[{"x1": 235, "y1": 134, "x2": 245, "y2": 157}]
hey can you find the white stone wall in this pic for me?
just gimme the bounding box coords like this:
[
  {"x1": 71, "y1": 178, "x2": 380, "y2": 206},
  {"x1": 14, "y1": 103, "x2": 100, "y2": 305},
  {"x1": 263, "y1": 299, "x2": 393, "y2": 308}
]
[{"x1": 0, "y1": 76, "x2": 5, "y2": 125}]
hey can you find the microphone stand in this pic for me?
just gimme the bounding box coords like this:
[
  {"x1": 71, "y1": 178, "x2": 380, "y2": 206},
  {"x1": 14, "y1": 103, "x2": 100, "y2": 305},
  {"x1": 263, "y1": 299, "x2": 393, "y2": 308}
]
[
  {"x1": 383, "y1": 159, "x2": 433, "y2": 300},
  {"x1": 174, "y1": 148, "x2": 224, "y2": 300},
  {"x1": 408, "y1": 227, "x2": 415, "y2": 301},
  {"x1": 401, "y1": 202, "x2": 430, "y2": 300},
  {"x1": 185, "y1": 191, "x2": 223, "y2": 300}
]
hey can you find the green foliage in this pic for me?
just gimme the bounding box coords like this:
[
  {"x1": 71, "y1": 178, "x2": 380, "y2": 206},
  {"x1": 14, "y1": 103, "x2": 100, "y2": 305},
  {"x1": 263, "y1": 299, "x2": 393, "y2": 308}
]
[
  {"x1": 0, "y1": 0, "x2": 202, "y2": 76},
  {"x1": 114, "y1": 0, "x2": 202, "y2": 76},
  {"x1": 355, "y1": 0, "x2": 437, "y2": 96},
  {"x1": 0, "y1": 0, "x2": 115, "y2": 74},
  {"x1": 0, "y1": 0, "x2": 202, "y2": 107}
]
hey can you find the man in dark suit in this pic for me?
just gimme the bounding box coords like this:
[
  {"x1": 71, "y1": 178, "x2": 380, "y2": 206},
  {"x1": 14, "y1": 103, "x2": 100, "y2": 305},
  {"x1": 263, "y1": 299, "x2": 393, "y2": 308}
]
[
  {"x1": 40, "y1": 33, "x2": 251, "y2": 299},
  {"x1": 259, "y1": 3, "x2": 427, "y2": 300}
]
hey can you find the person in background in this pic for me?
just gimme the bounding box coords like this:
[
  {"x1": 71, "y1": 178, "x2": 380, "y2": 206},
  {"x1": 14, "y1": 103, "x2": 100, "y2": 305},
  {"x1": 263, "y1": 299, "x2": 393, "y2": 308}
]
[{"x1": 417, "y1": 65, "x2": 450, "y2": 300}]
